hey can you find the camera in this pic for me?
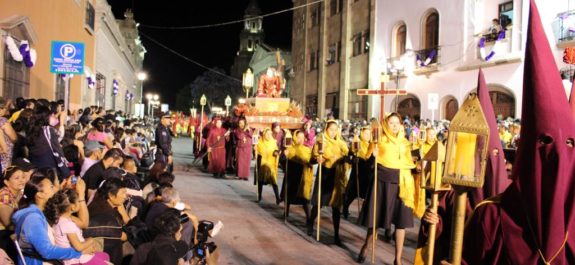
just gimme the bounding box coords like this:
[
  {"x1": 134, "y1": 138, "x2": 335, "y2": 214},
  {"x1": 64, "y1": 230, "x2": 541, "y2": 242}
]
[
  {"x1": 193, "y1": 220, "x2": 218, "y2": 264},
  {"x1": 179, "y1": 213, "x2": 190, "y2": 224}
]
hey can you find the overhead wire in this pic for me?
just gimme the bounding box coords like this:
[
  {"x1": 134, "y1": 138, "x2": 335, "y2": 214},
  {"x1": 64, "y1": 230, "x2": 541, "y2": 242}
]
[
  {"x1": 139, "y1": 32, "x2": 242, "y2": 82},
  {"x1": 139, "y1": 0, "x2": 323, "y2": 30}
]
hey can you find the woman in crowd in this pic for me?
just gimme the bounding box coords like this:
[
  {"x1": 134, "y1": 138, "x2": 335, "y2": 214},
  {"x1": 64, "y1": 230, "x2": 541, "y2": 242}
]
[
  {"x1": 307, "y1": 120, "x2": 349, "y2": 245},
  {"x1": 12, "y1": 173, "x2": 83, "y2": 265},
  {"x1": 0, "y1": 99, "x2": 17, "y2": 170},
  {"x1": 343, "y1": 126, "x2": 374, "y2": 219},
  {"x1": 256, "y1": 128, "x2": 281, "y2": 204},
  {"x1": 62, "y1": 124, "x2": 86, "y2": 161},
  {"x1": 233, "y1": 117, "x2": 253, "y2": 181},
  {"x1": 87, "y1": 118, "x2": 113, "y2": 150},
  {"x1": 26, "y1": 106, "x2": 70, "y2": 179},
  {"x1": 0, "y1": 166, "x2": 26, "y2": 261},
  {"x1": 45, "y1": 188, "x2": 110, "y2": 264},
  {"x1": 280, "y1": 130, "x2": 314, "y2": 220},
  {"x1": 357, "y1": 113, "x2": 419, "y2": 264},
  {"x1": 84, "y1": 177, "x2": 129, "y2": 265}
]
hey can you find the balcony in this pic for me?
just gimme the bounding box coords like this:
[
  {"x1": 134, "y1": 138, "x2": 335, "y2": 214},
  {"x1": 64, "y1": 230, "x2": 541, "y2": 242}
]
[
  {"x1": 413, "y1": 46, "x2": 440, "y2": 75},
  {"x1": 553, "y1": 10, "x2": 575, "y2": 48}
]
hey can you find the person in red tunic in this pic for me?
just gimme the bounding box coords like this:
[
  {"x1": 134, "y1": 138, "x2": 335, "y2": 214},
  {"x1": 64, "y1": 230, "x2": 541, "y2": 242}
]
[
  {"x1": 460, "y1": 1, "x2": 575, "y2": 264},
  {"x1": 207, "y1": 117, "x2": 229, "y2": 178},
  {"x1": 233, "y1": 117, "x2": 254, "y2": 181},
  {"x1": 257, "y1": 67, "x2": 282, "y2": 97}
]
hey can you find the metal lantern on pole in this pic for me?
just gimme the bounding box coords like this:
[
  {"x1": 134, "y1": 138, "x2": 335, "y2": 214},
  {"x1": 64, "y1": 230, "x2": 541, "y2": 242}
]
[
  {"x1": 225, "y1": 95, "x2": 232, "y2": 116},
  {"x1": 198, "y1": 94, "x2": 207, "y2": 151},
  {"x1": 243, "y1": 68, "x2": 254, "y2": 99},
  {"x1": 420, "y1": 141, "x2": 451, "y2": 264},
  {"x1": 442, "y1": 93, "x2": 490, "y2": 265}
]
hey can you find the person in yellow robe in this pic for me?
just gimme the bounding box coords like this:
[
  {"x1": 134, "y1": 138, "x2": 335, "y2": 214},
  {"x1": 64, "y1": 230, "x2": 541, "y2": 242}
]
[
  {"x1": 256, "y1": 128, "x2": 281, "y2": 204},
  {"x1": 343, "y1": 127, "x2": 374, "y2": 219},
  {"x1": 306, "y1": 120, "x2": 349, "y2": 245},
  {"x1": 280, "y1": 130, "x2": 314, "y2": 220},
  {"x1": 420, "y1": 127, "x2": 437, "y2": 158},
  {"x1": 357, "y1": 113, "x2": 424, "y2": 264}
]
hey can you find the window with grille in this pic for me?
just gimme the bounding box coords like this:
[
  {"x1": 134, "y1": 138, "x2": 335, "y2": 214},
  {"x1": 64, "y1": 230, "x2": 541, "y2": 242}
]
[
  {"x1": 2, "y1": 39, "x2": 30, "y2": 100},
  {"x1": 85, "y1": 0, "x2": 95, "y2": 33},
  {"x1": 96, "y1": 73, "x2": 106, "y2": 107}
]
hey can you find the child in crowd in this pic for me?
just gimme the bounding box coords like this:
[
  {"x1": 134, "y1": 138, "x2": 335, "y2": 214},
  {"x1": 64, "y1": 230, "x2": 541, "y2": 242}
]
[{"x1": 44, "y1": 188, "x2": 110, "y2": 265}]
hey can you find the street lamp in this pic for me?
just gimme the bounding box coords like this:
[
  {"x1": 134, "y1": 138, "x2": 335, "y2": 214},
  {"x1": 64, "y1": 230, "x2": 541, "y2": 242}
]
[
  {"x1": 225, "y1": 95, "x2": 232, "y2": 116},
  {"x1": 146, "y1": 93, "x2": 159, "y2": 119},
  {"x1": 137, "y1": 71, "x2": 147, "y2": 106},
  {"x1": 388, "y1": 58, "x2": 406, "y2": 112},
  {"x1": 242, "y1": 68, "x2": 254, "y2": 98}
]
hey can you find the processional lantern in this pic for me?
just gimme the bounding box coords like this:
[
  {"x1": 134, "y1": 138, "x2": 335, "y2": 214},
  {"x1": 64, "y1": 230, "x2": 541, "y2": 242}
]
[{"x1": 441, "y1": 93, "x2": 490, "y2": 265}]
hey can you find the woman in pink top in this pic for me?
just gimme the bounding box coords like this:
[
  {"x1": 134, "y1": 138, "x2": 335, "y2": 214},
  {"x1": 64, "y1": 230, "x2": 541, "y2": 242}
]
[{"x1": 87, "y1": 118, "x2": 113, "y2": 150}]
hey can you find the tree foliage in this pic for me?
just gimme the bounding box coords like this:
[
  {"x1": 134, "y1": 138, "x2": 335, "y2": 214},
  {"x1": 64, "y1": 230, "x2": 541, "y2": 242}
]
[{"x1": 179, "y1": 67, "x2": 243, "y2": 114}]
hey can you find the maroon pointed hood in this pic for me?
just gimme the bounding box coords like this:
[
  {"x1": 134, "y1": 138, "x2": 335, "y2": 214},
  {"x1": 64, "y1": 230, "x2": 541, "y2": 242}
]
[
  {"x1": 510, "y1": 0, "x2": 575, "y2": 259},
  {"x1": 570, "y1": 77, "x2": 575, "y2": 116},
  {"x1": 469, "y1": 69, "x2": 511, "y2": 207}
]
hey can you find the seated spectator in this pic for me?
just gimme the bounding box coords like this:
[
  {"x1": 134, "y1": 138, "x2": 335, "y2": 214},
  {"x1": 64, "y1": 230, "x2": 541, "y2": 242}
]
[
  {"x1": 80, "y1": 141, "x2": 104, "y2": 178},
  {"x1": 84, "y1": 178, "x2": 129, "y2": 265},
  {"x1": 12, "y1": 158, "x2": 36, "y2": 184},
  {"x1": 45, "y1": 187, "x2": 110, "y2": 265},
  {"x1": 62, "y1": 124, "x2": 85, "y2": 161},
  {"x1": 0, "y1": 166, "x2": 26, "y2": 261},
  {"x1": 131, "y1": 210, "x2": 188, "y2": 265},
  {"x1": 84, "y1": 148, "x2": 124, "y2": 202},
  {"x1": 63, "y1": 144, "x2": 81, "y2": 177},
  {"x1": 143, "y1": 171, "x2": 174, "y2": 203},
  {"x1": 145, "y1": 187, "x2": 198, "y2": 250},
  {"x1": 12, "y1": 174, "x2": 82, "y2": 265}
]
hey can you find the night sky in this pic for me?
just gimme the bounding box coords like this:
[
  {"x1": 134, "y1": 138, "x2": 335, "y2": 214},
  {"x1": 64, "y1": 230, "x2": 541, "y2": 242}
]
[{"x1": 106, "y1": 0, "x2": 293, "y2": 107}]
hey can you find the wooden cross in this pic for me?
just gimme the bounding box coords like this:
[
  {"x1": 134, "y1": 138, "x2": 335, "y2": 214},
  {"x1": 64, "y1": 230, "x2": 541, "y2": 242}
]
[{"x1": 357, "y1": 84, "x2": 407, "y2": 120}]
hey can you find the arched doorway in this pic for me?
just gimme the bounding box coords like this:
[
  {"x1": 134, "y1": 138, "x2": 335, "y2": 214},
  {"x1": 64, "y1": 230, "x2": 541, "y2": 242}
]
[
  {"x1": 469, "y1": 85, "x2": 516, "y2": 119},
  {"x1": 443, "y1": 97, "x2": 458, "y2": 120},
  {"x1": 396, "y1": 94, "x2": 421, "y2": 121},
  {"x1": 489, "y1": 90, "x2": 515, "y2": 118}
]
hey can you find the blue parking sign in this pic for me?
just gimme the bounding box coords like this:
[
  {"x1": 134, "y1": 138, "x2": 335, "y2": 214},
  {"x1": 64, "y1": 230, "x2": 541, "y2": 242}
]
[{"x1": 50, "y1": 41, "x2": 84, "y2": 75}]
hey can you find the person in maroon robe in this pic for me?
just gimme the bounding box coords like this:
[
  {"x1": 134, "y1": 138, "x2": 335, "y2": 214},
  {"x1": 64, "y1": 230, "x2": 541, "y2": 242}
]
[
  {"x1": 302, "y1": 116, "x2": 316, "y2": 148},
  {"x1": 415, "y1": 69, "x2": 512, "y2": 264},
  {"x1": 234, "y1": 117, "x2": 253, "y2": 180},
  {"x1": 207, "y1": 117, "x2": 229, "y2": 178},
  {"x1": 461, "y1": 1, "x2": 575, "y2": 264}
]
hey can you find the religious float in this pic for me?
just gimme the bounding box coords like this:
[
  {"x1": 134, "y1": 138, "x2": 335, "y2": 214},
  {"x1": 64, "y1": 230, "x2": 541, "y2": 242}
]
[{"x1": 233, "y1": 52, "x2": 304, "y2": 129}]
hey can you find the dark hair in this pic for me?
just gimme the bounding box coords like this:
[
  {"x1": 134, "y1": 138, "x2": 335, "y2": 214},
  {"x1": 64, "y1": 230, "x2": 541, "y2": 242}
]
[
  {"x1": 104, "y1": 148, "x2": 124, "y2": 161},
  {"x1": 157, "y1": 172, "x2": 175, "y2": 186},
  {"x1": 37, "y1": 167, "x2": 61, "y2": 184},
  {"x1": 385, "y1": 112, "x2": 402, "y2": 122},
  {"x1": 63, "y1": 145, "x2": 81, "y2": 175},
  {"x1": 1, "y1": 166, "x2": 24, "y2": 188},
  {"x1": 147, "y1": 161, "x2": 167, "y2": 184},
  {"x1": 92, "y1": 117, "x2": 105, "y2": 132},
  {"x1": 18, "y1": 174, "x2": 52, "y2": 209},
  {"x1": 154, "y1": 209, "x2": 182, "y2": 237},
  {"x1": 97, "y1": 177, "x2": 126, "y2": 199},
  {"x1": 27, "y1": 106, "x2": 57, "y2": 147},
  {"x1": 15, "y1": 97, "x2": 26, "y2": 110},
  {"x1": 44, "y1": 188, "x2": 78, "y2": 226}
]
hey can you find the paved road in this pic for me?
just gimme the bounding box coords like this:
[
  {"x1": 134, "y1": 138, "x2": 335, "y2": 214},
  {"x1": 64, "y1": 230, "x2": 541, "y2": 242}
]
[{"x1": 171, "y1": 137, "x2": 418, "y2": 265}]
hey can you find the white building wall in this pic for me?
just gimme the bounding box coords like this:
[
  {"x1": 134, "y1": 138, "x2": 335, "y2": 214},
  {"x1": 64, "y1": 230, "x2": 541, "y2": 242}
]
[
  {"x1": 93, "y1": 0, "x2": 139, "y2": 114},
  {"x1": 369, "y1": 0, "x2": 572, "y2": 120}
]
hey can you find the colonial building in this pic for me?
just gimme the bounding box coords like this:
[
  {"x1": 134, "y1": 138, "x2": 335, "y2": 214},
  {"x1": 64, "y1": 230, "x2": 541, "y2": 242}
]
[
  {"x1": 94, "y1": 2, "x2": 145, "y2": 114},
  {"x1": 292, "y1": 0, "x2": 573, "y2": 121},
  {"x1": 0, "y1": 0, "x2": 96, "y2": 110},
  {"x1": 0, "y1": 0, "x2": 144, "y2": 114},
  {"x1": 248, "y1": 43, "x2": 292, "y2": 97},
  {"x1": 230, "y1": 0, "x2": 265, "y2": 79},
  {"x1": 291, "y1": 0, "x2": 374, "y2": 119}
]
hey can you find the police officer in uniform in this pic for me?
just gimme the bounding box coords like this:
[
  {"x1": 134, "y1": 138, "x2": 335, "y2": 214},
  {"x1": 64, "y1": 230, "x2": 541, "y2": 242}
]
[{"x1": 155, "y1": 113, "x2": 174, "y2": 172}]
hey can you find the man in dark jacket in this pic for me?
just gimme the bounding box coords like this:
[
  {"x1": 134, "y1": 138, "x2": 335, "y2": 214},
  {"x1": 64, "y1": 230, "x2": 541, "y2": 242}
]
[{"x1": 155, "y1": 113, "x2": 173, "y2": 172}]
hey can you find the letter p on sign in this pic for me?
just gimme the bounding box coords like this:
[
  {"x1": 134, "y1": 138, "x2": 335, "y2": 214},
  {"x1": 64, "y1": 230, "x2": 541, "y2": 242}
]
[{"x1": 60, "y1": 44, "x2": 76, "y2": 59}]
